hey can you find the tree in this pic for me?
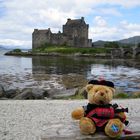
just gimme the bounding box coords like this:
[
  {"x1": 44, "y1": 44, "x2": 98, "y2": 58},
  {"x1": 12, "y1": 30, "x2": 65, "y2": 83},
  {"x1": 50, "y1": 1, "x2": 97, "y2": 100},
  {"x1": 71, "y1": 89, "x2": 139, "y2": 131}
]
[
  {"x1": 104, "y1": 41, "x2": 119, "y2": 48},
  {"x1": 13, "y1": 48, "x2": 22, "y2": 52},
  {"x1": 137, "y1": 43, "x2": 140, "y2": 48}
]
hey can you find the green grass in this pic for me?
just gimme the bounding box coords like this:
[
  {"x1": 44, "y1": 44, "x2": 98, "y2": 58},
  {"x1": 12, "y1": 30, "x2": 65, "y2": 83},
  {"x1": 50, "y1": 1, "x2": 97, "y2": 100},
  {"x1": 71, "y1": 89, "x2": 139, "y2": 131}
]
[{"x1": 32, "y1": 44, "x2": 111, "y2": 54}]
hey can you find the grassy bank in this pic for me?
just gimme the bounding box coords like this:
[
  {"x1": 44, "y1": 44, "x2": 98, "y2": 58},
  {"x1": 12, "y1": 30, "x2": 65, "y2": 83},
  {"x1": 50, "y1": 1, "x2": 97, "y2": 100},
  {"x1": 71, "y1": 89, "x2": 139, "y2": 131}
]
[
  {"x1": 5, "y1": 45, "x2": 112, "y2": 57},
  {"x1": 33, "y1": 45, "x2": 111, "y2": 54}
]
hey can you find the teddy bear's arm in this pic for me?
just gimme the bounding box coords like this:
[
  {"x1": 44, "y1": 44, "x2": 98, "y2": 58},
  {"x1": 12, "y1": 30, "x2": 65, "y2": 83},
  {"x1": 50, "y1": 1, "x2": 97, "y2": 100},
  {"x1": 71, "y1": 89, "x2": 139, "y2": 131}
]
[
  {"x1": 71, "y1": 107, "x2": 85, "y2": 120},
  {"x1": 113, "y1": 104, "x2": 129, "y2": 126}
]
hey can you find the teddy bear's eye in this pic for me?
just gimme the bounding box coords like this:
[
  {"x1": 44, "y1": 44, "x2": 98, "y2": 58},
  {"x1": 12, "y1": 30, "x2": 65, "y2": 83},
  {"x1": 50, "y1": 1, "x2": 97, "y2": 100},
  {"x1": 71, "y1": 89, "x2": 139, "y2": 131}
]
[{"x1": 105, "y1": 90, "x2": 108, "y2": 93}]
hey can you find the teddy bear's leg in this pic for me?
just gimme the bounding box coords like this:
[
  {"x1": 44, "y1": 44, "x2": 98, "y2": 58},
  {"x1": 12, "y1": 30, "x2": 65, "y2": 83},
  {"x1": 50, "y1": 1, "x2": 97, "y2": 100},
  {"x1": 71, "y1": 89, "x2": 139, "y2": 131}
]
[
  {"x1": 104, "y1": 119, "x2": 124, "y2": 138},
  {"x1": 79, "y1": 117, "x2": 96, "y2": 135}
]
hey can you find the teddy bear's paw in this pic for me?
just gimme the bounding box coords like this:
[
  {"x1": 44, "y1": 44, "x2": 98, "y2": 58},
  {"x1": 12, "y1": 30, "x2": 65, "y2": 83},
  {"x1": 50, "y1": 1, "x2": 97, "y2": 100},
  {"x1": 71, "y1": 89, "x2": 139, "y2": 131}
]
[
  {"x1": 105, "y1": 119, "x2": 124, "y2": 138},
  {"x1": 79, "y1": 117, "x2": 96, "y2": 135},
  {"x1": 71, "y1": 107, "x2": 84, "y2": 120}
]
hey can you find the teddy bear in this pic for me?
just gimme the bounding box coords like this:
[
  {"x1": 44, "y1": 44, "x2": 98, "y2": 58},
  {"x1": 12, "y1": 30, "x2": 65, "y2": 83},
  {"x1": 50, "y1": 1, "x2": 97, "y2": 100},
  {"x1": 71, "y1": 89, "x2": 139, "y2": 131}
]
[{"x1": 71, "y1": 79, "x2": 129, "y2": 138}]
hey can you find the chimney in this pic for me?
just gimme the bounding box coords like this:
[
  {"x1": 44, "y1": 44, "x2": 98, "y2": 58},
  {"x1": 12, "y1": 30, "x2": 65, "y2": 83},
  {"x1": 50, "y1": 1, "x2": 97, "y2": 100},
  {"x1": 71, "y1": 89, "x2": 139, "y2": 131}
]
[
  {"x1": 81, "y1": 17, "x2": 84, "y2": 21},
  {"x1": 67, "y1": 18, "x2": 71, "y2": 21},
  {"x1": 34, "y1": 29, "x2": 38, "y2": 32}
]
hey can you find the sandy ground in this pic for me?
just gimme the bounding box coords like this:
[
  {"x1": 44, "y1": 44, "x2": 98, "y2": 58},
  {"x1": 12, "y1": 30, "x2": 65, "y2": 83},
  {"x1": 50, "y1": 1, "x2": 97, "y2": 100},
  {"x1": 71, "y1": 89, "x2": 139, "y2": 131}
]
[{"x1": 0, "y1": 99, "x2": 140, "y2": 140}]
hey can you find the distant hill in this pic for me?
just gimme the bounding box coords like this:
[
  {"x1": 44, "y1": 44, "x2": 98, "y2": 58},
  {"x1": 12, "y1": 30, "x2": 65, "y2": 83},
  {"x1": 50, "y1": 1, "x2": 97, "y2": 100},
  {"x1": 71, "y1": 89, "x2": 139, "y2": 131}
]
[
  {"x1": 0, "y1": 45, "x2": 30, "y2": 51},
  {"x1": 0, "y1": 45, "x2": 6, "y2": 50},
  {"x1": 93, "y1": 36, "x2": 140, "y2": 47},
  {"x1": 118, "y1": 36, "x2": 140, "y2": 45},
  {"x1": 0, "y1": 45, "x2": 13, "y2": 50}
]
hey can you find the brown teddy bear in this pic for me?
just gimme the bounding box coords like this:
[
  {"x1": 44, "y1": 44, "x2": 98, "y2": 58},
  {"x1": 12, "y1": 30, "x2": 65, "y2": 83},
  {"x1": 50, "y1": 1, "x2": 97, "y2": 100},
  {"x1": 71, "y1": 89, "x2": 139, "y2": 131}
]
[{"x1": 71, "y1": 80, "x2": 129, "y2": 138}]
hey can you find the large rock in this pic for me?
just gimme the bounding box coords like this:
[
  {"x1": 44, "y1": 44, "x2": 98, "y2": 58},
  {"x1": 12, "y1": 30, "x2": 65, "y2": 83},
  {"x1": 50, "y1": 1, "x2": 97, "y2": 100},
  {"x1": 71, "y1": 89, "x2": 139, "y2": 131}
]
[
  {"x1": 62, "y1": 74, "x2": 87, "y2": 89},
  {"x1": 48, "y1": 88, "x2": 77, "y2": 99},
  {"x1": 0, "y1": 84, "x2": 5, "y2": 98},
  {"x1": 75, "y1": 87, "x2": 87, "y2": 99},
  {"x1": 5, "y1": 89, "x2": 20, "y2": 98},
  {"x1": 32, "y1": 88, "x2": 48, "y2": 99},
  {"x1": 14, "y1": 88, "x2": 33, "y2": 99},
  {"x1": 14, "y1": 88, "x2": 48, "y2": 99}
]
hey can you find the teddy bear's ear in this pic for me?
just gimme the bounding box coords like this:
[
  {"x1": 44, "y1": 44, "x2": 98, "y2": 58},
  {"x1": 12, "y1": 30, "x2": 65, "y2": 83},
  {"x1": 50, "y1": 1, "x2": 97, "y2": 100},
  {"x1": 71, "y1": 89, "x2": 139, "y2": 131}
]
[
  {"x1": 109, "y1": 87, "x2": 115, "y2": 94},
  {"x1": 85, "y1": 84, "x2": 93, "y2": 92}
]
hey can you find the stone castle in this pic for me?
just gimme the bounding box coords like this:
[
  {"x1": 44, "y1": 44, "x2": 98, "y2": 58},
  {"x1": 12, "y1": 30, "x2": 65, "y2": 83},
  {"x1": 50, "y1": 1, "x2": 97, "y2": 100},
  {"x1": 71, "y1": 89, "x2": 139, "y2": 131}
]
[{"x1": 32, "y1": 17, "x2": 92, "y2": 48}]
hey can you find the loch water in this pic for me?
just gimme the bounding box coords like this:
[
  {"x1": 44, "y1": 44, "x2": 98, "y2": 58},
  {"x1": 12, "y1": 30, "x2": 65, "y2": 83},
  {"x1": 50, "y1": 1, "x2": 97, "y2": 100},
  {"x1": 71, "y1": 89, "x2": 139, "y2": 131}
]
[{"x1": 0, "y1": 50, "x2": 140, "y2": 93}]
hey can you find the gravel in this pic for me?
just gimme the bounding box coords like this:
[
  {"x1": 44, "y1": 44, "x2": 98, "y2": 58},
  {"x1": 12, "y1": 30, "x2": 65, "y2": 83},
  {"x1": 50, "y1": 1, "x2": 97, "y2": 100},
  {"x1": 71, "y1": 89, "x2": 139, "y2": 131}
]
[{"x1": 0, "y1": 99, "x2": 140, "y2": 140}]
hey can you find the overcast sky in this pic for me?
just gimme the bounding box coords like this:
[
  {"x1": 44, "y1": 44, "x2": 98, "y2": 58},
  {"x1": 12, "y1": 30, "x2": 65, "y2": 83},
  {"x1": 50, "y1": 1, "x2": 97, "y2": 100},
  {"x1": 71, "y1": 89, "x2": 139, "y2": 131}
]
[{"x1": 0, "y1": 0, "x2": 140, "y2": 49}]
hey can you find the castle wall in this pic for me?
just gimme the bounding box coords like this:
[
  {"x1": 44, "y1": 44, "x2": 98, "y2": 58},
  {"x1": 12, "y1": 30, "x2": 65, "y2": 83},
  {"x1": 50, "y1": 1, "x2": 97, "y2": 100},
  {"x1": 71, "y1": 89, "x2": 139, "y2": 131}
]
[
  {"x1": 32, "y1": 17, "x2": 92, "y2": 49},
  {"x1": 50, "y1": 33, "x2": 67, "y2": 45},
  {"x1": 32, "y1": 29, "x2": 51, "y2": 48}
]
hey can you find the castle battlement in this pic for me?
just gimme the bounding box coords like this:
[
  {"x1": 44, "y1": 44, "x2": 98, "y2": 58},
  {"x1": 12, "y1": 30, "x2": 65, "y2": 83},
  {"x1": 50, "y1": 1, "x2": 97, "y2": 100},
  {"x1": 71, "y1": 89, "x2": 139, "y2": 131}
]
[{"x1": 32, "y1": 17, "x2": 92, "y2": 48}]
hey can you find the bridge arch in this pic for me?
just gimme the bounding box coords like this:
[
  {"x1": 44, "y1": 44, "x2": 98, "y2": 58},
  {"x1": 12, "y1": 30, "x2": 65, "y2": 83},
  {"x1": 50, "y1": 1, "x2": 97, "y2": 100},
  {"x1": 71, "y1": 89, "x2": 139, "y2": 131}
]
[
  {"x1": 110, "y1": 47, "x2": 140, "y2": 58},
  {"x1": 135, "y1": 52, "x2": 140, "y2": 59},
  {"x1": 123, "y1": 51, "x2": 133, "y2": 58},
  {"x1": 133, "y1": 47, "x2": 140, "y2": 59}
]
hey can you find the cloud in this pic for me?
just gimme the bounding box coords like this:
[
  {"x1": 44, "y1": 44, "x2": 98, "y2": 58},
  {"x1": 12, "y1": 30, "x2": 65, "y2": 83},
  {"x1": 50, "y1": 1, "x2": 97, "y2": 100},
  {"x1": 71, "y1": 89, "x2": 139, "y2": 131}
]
[
  {"x1": 90, "y1": 16, "x2": 140, "y2": 41},
  {"x1": 89, "y1": 16, "x2": 119, "y2": 41},
  {"x1": 0, "y1": 39, "x2": 31, "y2": 49},
  {"x1": 109, "y1": 0, "x2": 140, "y2": 8},
  {"x1": 89, "y1": 0, "x2": 140, "y2": 8},
  {"x1": 89, "y1": 26, "x2": 120, "y2": 41},
  {"x1": 98, "y1": 8, "x2": 122, "y2": 16},
  {"x1": 94, "y1": 16, "x2": 107, "y2": 27},
  {"x1": 120, "y1": 20, "x2": 140, "y2": 38},
  {"x1": 0, "y1": 0, "x2": 140, "y2": 48}
]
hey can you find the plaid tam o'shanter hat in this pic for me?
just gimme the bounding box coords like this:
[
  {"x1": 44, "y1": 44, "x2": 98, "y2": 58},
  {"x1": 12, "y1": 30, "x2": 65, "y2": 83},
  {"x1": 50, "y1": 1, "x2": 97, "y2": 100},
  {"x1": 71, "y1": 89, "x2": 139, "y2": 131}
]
[{"x1": 88, "y1": 79, "x2": 115, "y2": 88}]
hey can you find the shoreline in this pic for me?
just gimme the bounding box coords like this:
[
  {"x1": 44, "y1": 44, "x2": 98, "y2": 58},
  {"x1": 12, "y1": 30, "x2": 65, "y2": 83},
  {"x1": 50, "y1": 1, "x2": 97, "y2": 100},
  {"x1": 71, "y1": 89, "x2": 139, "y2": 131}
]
[
  {"x1": 4, "y1": 48, "x2": 140, "y2": 59},
  {"x1": 4, "y1": 51, "x2": 112, "y2": 58},
  {"x1": 1, "y1": 84, "x2": 140, "y2": 100}
]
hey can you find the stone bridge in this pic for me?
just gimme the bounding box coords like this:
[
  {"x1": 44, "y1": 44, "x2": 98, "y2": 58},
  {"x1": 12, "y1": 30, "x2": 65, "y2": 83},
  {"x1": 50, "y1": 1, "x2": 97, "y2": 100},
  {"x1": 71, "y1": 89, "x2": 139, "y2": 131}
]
[{"x1": 111, "y1": 46, "x2": 140, "y2": 59}]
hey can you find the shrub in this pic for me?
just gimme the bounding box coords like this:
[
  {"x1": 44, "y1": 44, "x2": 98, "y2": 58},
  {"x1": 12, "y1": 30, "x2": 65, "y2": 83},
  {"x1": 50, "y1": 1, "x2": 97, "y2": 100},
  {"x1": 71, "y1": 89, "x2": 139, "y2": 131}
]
[
  {"x1": 114, "y1": 93, "x2": 130, "y2": 99},
  {"x1": 13, "y1": 48, "x2": 22, "y2": 52},
  {"x1": 132, "y1": 92, "x2": 140, "y2": 98}
]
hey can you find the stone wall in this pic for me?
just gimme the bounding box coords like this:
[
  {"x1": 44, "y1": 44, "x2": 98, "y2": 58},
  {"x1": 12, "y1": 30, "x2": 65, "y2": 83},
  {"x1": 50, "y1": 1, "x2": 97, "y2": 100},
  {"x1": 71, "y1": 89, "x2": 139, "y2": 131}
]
[{"x1": 50, "y1": 33, "x2": 67, "y2": 45}]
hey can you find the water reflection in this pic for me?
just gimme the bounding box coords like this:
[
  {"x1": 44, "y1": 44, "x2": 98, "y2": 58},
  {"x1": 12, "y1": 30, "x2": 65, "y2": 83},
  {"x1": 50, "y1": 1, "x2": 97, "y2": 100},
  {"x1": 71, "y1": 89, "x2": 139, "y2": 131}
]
[
  {"x1": 32, "y1": 56, "x2": 140, "y2": 74},
  {"x1": 32, "y1": 56, "x2": 90, "y2": 75},
  {"x1": 32, "y1": 56, "x2": 140, "y2": 92}
]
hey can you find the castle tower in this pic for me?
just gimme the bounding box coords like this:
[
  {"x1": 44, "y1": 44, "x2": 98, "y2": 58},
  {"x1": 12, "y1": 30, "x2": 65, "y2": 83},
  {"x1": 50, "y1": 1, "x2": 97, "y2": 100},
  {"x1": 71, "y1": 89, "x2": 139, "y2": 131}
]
[
  {"x1": 63, "y1": 17, "x2": 91, "y2": 47},
  {"x1": 32, "y1": 28, "x2": 51, "y2": 49}
]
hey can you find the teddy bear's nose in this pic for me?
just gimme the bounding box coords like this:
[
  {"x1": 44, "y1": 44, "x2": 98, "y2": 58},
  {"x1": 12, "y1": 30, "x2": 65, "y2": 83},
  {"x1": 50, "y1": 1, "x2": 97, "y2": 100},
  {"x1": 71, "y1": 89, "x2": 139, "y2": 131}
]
[{"x1": 100, "y1": 92, "x2": 104, "y2": 96}]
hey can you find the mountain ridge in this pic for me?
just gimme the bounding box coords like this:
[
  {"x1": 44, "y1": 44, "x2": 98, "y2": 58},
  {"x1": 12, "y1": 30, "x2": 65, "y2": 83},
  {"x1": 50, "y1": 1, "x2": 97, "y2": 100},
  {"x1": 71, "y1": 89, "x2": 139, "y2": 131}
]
[{"x1": 93, "y1": 36, "x2": 140, "y2": 47}]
